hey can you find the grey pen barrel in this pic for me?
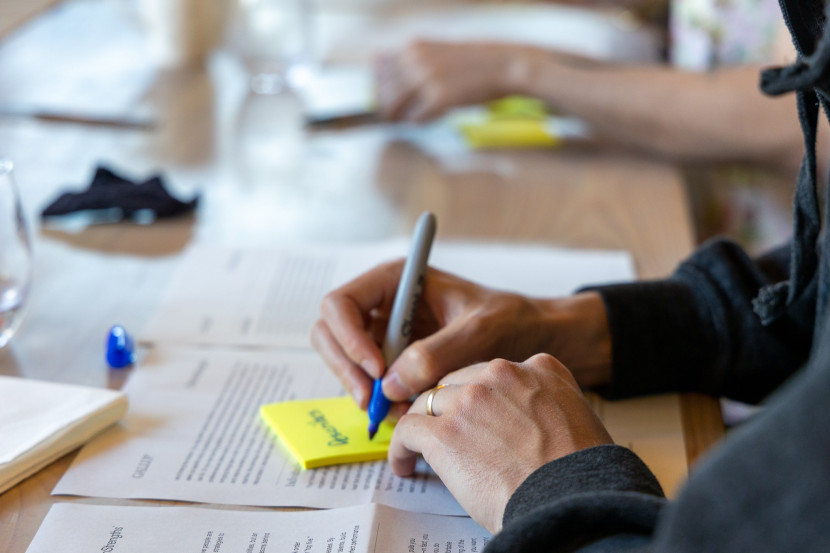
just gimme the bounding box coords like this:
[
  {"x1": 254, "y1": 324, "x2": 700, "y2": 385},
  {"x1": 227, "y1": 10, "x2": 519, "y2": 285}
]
[{"x1": 381, "y1": 212, "x2": 437, "y2": 365}]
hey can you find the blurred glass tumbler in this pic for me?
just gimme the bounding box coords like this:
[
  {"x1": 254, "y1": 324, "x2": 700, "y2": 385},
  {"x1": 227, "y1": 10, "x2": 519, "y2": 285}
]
[
  {"x1": 0, "y1": 160, "x2": 33, "y2": 349},
  {"x1": 227, "y1": 0, "x2": 312, "y2": 91},
  {"x1": 235, "y1": 86, "x2": 306, "y2": 187},
  {"x1": 137, "y1": 0, "x2": 226, "y2": 68}
]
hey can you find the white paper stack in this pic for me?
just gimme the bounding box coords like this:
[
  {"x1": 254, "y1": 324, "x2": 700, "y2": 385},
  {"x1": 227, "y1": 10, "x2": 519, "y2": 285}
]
[{"x1": 0, "y1": 375, "x2": 127, "y2": 494}]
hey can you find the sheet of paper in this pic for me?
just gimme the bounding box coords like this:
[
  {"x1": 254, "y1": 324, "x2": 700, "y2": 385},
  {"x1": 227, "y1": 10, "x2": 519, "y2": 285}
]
[
  {"x1": 53, "y1": 348, "x2": 464, "y2": 515},
  {"x1": 260, "y1": 397, "x2": 395, "y2": 469},
  {"x1": 300, "y1": 64, "x2": 375, "y2": 121},
  {"x1": 140, "y1": 241, "x2": 634, "y2": 348},
  {"x1": 25, "y1": 503, "x2": 491, "y2": 553}
]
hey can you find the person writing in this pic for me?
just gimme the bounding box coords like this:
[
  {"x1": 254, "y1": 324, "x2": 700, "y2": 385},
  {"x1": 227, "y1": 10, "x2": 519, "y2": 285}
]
[{"x1": 312, "y1": 0, "x2": 830, "y2": 549}]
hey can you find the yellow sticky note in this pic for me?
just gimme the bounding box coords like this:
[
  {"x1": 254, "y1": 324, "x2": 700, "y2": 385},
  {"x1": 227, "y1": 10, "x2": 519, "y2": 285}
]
[
  {"x1": 460, "y1": 119, "x2": 560, "y2": 149},
  {"x1": 487, "y1": 96, "x2": 549, "y2": 120},
  {"x1": 454, "y1": 95, "x2": 562, "y2": 149},
  {"x1": 260, "y1": 397, "x2": 395, "y2": 469}
]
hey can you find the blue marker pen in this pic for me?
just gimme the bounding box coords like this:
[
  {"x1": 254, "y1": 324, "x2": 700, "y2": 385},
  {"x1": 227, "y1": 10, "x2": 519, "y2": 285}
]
[{"x1": 367, "y1": 212, "x2": 437, "y2": 440}]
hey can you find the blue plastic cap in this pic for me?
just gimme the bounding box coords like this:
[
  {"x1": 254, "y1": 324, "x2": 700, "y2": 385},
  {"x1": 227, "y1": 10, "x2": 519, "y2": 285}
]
[{"x1": 106, "y1": 325, "x2": 135, "y2": 369}]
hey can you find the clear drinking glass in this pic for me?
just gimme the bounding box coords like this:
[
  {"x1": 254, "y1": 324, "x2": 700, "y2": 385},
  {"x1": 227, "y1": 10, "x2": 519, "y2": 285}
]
[
  {"x1": 234, "y1": 86, "x2": 306, "y2": 189},
  {"x1": 0, "y1": 160, "x2": 33, "y2": 348},
  {"x1": 226, "y1": 0, "x2": 312, "y2": 92}
]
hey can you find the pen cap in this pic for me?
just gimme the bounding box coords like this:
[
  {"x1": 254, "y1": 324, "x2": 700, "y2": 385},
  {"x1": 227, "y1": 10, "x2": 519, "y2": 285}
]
[{"x1": 106, "y1": 325, "x2": 135, "y2": 369}]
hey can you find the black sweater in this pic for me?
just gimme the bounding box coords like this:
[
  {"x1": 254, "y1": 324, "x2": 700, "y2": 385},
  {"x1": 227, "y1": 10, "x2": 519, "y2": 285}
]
[
  {"x1": 485, "y1": 0, "x2": 830, "y2": 549},
  {"x1": 485, "y1": 241, "x2": 830, "y2": 552}
]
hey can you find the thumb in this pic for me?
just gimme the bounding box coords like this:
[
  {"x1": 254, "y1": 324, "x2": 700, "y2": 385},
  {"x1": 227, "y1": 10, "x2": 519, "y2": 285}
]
[{"x1": 382, "y1": 316, "x2": 481, "y2": 401}]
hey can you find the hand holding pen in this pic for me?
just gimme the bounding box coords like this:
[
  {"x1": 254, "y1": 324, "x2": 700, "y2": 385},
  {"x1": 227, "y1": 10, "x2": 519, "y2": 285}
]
[{"x1": 311, "y1": 217, "x2": 614, "y2": 431}]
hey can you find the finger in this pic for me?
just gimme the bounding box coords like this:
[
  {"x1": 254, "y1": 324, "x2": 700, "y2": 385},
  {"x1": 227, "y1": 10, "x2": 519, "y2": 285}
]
[
  {"x1": 375, "y1": 54, "x2": 422, "y2": 121},
  {"x1": 404, "y1": 84, "x2": 449, "y2": 122},
  {"x1": 373, "y1": 52, "x2": 395, "y2": 78},
  {"x1": 366, "y1": 309, "x2": 389, "y2": 347},
  {"x1": 388, "y1": 400, "x2": 412, "y2": 421},
  {"x1": 383, "y1": 315, "x2": 492, "y2": 400},
  {"x1": 311, "y1": 320, "x2": 374, "y2": 408},
  {"x1": 321, "y1": 262, "x2": 402, "y2": 378},
  {"x1": 320, "y1": 295, "x2": 384, "y2": 378},
  {"x1": 382, "y1": 42, "x2": 446, "y2": 121},
  {"x1": 409, "y1": 382, "x2": 458, "y2": 418},
  {"x1": 380, "y1": 80, "x2": 423, "y2": 121},
  {"x1": 388, "y1": 413, "x2": 441, "y2": 477}
]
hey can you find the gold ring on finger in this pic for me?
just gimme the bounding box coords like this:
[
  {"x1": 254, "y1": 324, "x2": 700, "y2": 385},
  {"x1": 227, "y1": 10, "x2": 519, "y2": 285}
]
[{"x1": 425, "y1": 384, "x2": 446, "y2": 417}]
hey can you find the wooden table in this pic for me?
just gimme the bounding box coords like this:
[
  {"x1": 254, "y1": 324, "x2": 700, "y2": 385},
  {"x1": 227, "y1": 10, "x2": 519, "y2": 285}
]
[{"x1": 0, "y1": 2, "x2": 723, "y2": 552}]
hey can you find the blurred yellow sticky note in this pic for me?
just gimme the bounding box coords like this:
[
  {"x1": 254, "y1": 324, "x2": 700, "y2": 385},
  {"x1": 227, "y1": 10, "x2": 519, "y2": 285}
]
[
  {"x1": 260, "y1": 397, "x2": 395, "y2": 469},
  {"x1": 460, "y1": 119, "x2": 559, "y2": 149},
  {"x1": 455, "y1": 95, "x2": 563, "y2": 149},
  {"x1": 487, "y1": 96, "x2": 549, "y2": 120}
]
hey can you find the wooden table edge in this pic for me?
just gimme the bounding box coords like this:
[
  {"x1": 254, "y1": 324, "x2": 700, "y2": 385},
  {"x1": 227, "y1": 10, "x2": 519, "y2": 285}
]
[{"x1": 680, "y1": 392, "x2": 725, "y2": 467}]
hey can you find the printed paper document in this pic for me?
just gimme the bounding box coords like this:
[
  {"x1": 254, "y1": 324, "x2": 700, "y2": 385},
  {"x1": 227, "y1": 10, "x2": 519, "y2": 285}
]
[
  {"x1": 54, "y1": 348, "x2": 687, "y2": 509},
  {"x1": 53, "y1": 348, "x2": 464, "y2": 515},
  {"x1": 25, "y1": 503, "x2": 491, "y2": 553},
  {"x1": 140, "y1": 241, "x2": 634, "y2": 348}
]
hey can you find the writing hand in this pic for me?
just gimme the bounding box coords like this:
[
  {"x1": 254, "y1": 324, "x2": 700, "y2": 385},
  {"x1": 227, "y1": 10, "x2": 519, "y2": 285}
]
[{"x1": 312, "y1": 259, "x2": 612, "y2": 413}]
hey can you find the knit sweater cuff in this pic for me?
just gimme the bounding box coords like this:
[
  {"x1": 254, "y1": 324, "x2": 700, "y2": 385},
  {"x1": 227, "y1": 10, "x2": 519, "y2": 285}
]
[
  {"x1": 505, "y1": 445, "x2": 664, "y2": 524},
  {"x1": 487, "y1": 446, "x2": 665, "y2": 553},
  {"x1": 588, "y1": 278, "x2": 718, "y2": 399}
]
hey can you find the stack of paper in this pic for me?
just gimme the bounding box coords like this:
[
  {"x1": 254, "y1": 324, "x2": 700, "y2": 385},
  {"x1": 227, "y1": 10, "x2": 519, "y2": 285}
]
[{"x1": 0, "y1": 375, "x2": 127, "y2": 494}]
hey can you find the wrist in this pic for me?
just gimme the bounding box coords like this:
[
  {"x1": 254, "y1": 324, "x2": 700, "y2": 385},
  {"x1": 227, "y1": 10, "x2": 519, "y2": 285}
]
[{"x1": 538, "y1": 292, "x2": 612, "y2": 387}]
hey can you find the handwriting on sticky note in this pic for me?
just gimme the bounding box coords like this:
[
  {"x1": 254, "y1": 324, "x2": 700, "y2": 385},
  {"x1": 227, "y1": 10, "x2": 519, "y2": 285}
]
[
  {"x1": 260, "y1": 397, "x2": 395, "y2": 469},
  {"x1": 307, "y1": 408, "x2": 350, "y2": 446}
]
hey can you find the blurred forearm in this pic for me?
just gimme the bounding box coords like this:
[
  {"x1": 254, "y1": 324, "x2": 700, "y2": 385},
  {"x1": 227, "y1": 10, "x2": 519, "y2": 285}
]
[{"x1": 509, "y1": 51, "x2": 805, "y2": 171}]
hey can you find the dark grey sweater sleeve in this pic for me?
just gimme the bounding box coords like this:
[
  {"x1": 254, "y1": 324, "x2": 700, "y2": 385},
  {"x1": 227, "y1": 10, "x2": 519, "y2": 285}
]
[
  {"x1": 487, "y1": 319, "x2": 830, "y2": 553},
  {"x1": 484, "y1": 240, "x2": 828, "y2": 553},
  {"x1": 589, "y1": 240, "x2": 810, "y2": 403},
  {"x1": 484, "y1": 445, "x2": 666, "y2": 553}
]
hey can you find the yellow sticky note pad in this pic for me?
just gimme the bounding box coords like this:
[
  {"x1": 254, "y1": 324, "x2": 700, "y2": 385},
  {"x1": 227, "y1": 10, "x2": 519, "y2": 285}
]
[
  {"x1": 487, "y1": 96, "x2": 549, "y2": 120},
  {"x1": 459, "y1": 119, "x2": 559, "y2": 149},
  {"x1": 454, "y1": 95, "x2": 566, "y2": 149},
  {"x1": 260, "y1": 397, "x2": 395, "y2": 469}
]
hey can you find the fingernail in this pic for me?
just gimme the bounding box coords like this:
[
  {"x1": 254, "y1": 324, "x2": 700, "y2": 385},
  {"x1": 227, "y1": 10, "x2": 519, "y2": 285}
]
[
  {"x1": 361, "y1": 359, "x2": 382, "y2": 379},
  {"x1": 353, "y1": 386, "x2": 366, "y2": 409},
  {"x1": 382, "y1": 372, "x2": 409, "y2": 400}
]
